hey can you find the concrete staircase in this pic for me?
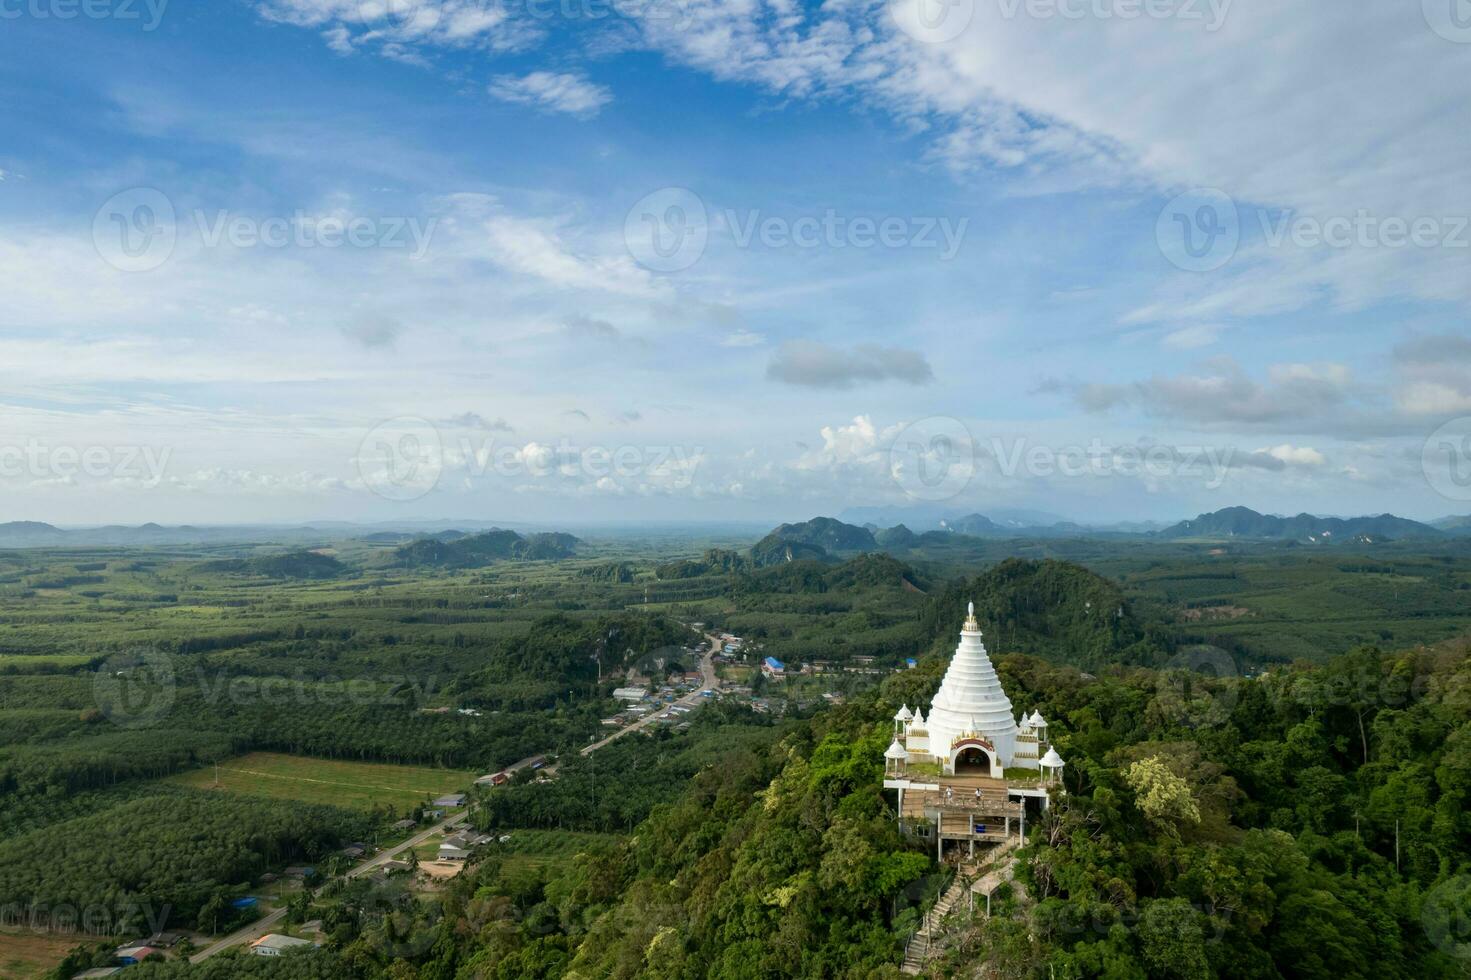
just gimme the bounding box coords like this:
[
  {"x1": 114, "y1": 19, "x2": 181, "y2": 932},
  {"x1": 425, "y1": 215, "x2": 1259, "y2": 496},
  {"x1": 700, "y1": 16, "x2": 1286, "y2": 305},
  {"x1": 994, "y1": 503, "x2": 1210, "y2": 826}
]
[{"x1": 900, "y1": 838, "x2": 1020, "y2": 976}]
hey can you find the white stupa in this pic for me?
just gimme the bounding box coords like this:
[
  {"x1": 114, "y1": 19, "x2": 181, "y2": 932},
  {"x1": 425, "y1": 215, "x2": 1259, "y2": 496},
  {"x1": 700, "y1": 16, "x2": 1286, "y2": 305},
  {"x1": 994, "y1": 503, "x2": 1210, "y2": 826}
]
[{"x1": 925, "y1": 602, "x2": 1022, "y2": 767}]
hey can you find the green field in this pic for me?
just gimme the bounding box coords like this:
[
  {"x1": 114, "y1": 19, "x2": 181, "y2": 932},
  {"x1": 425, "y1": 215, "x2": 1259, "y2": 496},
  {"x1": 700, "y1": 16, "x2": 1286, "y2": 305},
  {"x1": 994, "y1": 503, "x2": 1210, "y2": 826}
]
[
  {"x1": 0, "y1": 928, "x2": 83, "y2": 980},
  {"x1": 167, "y1": 752, "x2": 478, "y2": 812}
]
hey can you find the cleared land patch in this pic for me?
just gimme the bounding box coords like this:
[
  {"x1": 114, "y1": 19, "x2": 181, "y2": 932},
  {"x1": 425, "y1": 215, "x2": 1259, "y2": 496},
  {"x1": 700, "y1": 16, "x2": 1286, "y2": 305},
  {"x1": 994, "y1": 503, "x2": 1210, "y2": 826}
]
[
  {"x1": 0, "y1": 928, "x2": 83, "y2": 979},
  {"x1": 166, "y1": 752, "x2": 476, "y2": 812}
]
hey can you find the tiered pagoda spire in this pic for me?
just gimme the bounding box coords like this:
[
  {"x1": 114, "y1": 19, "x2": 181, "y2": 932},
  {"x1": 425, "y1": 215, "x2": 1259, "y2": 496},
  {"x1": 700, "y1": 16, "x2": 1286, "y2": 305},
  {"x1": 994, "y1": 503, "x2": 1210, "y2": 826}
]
[{"x1": 924, "y1": 601, "x2": 1020, "y2": 766}]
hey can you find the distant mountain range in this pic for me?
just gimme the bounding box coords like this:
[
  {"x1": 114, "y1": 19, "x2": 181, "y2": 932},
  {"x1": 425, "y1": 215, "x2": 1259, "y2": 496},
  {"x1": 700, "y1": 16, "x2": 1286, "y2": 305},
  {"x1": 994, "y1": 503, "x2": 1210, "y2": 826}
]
[
  {"x1": 753, "y1": 505, "x2": 1461, "y2": 559},
  {"x1": 391, "y1": 530, "x2": 581, "y2": 568},
  {"x1": 2, "y1": 505, "x2": 1468, "y2": 552},
  {"x1": 0, "y1": 520, "x2": 540, "y2": 549},
  {"x1": 1157, "y1": 506, "x2": 1443, "y2": 543}
]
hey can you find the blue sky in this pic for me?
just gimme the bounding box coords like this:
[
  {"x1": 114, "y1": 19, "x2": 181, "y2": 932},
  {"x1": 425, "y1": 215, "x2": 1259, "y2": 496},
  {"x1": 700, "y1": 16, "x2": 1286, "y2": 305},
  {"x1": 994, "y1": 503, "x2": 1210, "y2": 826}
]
[{"x1": 3, "y1": 0, "x2": 1471, "y2": 526}]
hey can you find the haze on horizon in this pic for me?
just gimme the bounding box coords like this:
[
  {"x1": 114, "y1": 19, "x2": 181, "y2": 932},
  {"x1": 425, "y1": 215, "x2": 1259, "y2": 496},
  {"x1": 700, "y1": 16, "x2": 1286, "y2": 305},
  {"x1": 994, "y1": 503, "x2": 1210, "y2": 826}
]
[{"x1": 4, "y1": 0, "x2": 1471, "y2": 527}]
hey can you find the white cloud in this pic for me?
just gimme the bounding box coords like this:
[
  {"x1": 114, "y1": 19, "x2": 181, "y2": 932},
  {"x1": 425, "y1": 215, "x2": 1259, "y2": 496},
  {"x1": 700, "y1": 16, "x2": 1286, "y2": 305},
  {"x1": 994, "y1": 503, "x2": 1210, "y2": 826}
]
[
  {"x1": 720, "y1": 329, "x2": 765, "y2": 348},
  {"x1": 481, "y1": 215, "x2": 659, "y2": 297},
  {"x1": 255, "y1": 0, "x2": 532, "y2": 55},
  {"x1": 1254, "y1": 444, "x2": 1327, "y2": 468},
  {"x1": 766, "y1": 340, "x2": 935, "y2": 389},
  {"x1": 488, "y1": 72, "x2": 612, "y2": 118},
  {"x1": 1396, "y1": 382, "x2": 1471, "y2": 417},
  {"x1": 624, "y1": 0, "x2": 1471, "y2": 321},
  {"x1": 1161, "y1": 324, "x2": 1220, "y2": 350}
]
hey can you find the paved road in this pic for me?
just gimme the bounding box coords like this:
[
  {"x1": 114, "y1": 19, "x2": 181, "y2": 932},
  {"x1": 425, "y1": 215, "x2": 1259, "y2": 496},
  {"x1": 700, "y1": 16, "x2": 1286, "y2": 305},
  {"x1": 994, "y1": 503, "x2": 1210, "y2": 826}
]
[
  {"x1": 191, "y1": 635, "x2": 720, "y2": 961},
  {"x1": 577, "y1": 642, "x2": 721, "y2": 757},
  {"x1": 190, "y1": 810, "x2": 467, "y2": 962},
  {"x1": 189, "y1": 907, "x2": 287, "y2": 963}
]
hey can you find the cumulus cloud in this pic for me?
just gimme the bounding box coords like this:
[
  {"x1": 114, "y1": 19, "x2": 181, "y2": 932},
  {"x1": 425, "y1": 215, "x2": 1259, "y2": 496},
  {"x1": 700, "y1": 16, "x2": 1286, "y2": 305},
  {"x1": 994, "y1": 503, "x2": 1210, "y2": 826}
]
[
  {"x1": 480, "y1": 215, "x2": 658, "y2": 298},
  {"x1": 488, "y1": 71, "x2": 612, "y2": 118},
  {"x1": 720, "y1": 329, "x2": 765, "y2": 348},
  {"x1": 766, "y1": 341, "x2": 934, "y2": 389},
  {"x1": 559, "y1": 314, "x2": 650, "y2": 348},
  {"x1": 1393, "y1": 333, "x2": 1471, "y2": 416},
  {"x1": 1064, "y1": 357, "x2": 1360, "y2": 429},
  {"x1": 256, "y1": 0, "x2": 534, "y2": 58},
  {"x1": 1161, "y1": 325, "x2": 1221, "y2": 350},
  {"x1": 1246, "y1": 444, "x2": 1327, "y2": 469},
  {"x1": 441, "y1": 412, "x2": 513, "y2": 432},
  {"x1": 342, "y1": 315, "x2": 401, "y2": 349}
]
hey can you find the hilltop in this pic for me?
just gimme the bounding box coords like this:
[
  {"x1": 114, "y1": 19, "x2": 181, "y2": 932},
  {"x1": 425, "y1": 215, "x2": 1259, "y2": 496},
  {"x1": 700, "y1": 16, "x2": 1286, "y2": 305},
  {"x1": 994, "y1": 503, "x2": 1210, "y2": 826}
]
[
  {"x1": 392, "y1": 529, "x2": 580, "y2": 567},
  {"x1": 1159, "y1": 505, "x2": 1441, "y2": 543},
  {"x1": 761, "y1": 516, "x2": 877, "y2": 552},
  {"x1": 198, "y1": 551, "x2": 346, "y2": 580},
  {"x1": 921, "y1": 557, "x2": 1165, "y2": 669}
]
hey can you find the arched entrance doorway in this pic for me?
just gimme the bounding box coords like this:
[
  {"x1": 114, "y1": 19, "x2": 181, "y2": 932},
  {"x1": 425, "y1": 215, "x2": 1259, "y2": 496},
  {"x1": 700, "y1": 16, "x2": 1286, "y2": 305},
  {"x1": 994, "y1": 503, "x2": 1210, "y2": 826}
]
[
  {"x1": 955, "y1": 747, "x2": 991, "y2": 773},
  {"x1": 947, "y1": 737, "x2": 1000, "y2": 777}
]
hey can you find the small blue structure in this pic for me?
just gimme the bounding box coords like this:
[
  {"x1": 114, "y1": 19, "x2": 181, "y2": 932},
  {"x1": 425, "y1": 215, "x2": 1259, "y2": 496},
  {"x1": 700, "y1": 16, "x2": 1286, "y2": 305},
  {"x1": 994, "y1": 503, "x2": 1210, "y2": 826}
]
[
  {"x1": 231, "y1": 896, "x2": 258, "y2": 910},
  {"x1": 762, "y1": 656, "x2": 785, "y2": 676},
  {"x1": 905, "y1": 658, "x2": 917, "y2": 669}
]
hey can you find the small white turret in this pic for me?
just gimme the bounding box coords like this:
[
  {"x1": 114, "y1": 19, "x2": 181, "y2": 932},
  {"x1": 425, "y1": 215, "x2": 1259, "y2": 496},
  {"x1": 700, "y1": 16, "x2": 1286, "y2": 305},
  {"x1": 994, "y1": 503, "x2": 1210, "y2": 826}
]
[{"x1": 1039, "y1": 746, "x2": 1065, "y2": 784}]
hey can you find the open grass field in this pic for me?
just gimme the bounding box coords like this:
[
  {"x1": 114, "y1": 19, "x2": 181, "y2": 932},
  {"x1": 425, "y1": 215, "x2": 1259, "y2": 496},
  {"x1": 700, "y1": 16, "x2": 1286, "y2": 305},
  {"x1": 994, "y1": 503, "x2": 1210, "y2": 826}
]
[
  {"x1": 0, "y1": 927, "x2": 85, "y2": 979},
  {"x1": 166, "y1": 752, "x2": 478, "y2": 812},
  {"x1": 481, "y1": 830, "x2": 623, "y2": 883},
  {"x1": 0, "y1": 653, "x2": 95, "y2": 671}
]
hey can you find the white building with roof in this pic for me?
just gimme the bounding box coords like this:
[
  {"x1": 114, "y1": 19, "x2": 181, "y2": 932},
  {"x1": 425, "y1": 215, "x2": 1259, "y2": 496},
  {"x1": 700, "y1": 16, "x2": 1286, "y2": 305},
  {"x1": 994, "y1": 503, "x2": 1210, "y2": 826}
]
[
  {"x1": 894, "y1": 603, "x2": 1055, "y2": 777},
  {"x1": 882, "y1": 603, "x2": 1066, "y2": 858}
]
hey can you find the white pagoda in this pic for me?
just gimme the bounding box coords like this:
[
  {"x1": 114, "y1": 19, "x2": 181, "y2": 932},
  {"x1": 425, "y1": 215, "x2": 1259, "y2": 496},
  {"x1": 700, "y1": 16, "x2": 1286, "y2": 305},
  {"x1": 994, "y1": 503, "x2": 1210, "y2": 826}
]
[
  {"x1": 893, "y1": 602, "x2": 1051, "y2": 777},
  {"x1": 883, "y1": 602, "x2": 1065, "y2": 857}
]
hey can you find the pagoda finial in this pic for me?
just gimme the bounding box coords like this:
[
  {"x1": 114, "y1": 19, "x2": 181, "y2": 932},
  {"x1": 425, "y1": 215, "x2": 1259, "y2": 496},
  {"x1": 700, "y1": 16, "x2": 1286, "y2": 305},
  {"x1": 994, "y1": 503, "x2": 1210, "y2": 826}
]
[{"x1": 963, "y1": 600, "x2": 980, "y2": 632}]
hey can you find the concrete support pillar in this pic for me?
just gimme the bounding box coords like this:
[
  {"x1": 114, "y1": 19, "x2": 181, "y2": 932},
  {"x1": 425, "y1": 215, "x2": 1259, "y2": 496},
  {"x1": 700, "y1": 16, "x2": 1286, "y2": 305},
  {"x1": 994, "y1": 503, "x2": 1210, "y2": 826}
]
[{"x1": 936, "y1": 814, "x2": 942, "y2": 861}]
